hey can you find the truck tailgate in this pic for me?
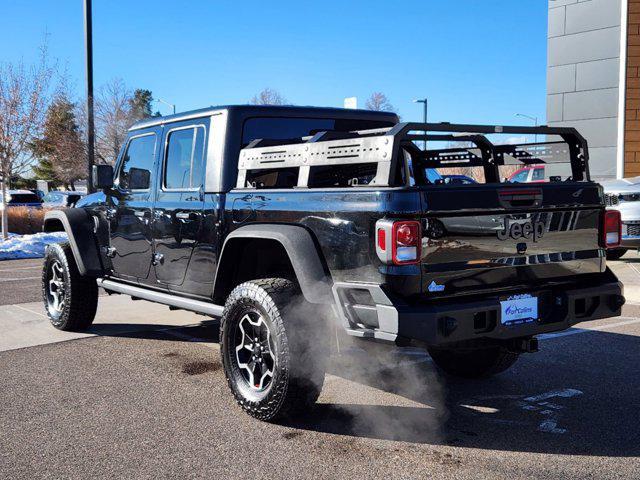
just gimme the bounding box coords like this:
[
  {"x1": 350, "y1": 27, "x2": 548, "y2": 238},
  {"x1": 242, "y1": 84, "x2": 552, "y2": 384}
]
[{"x1": 420, "y1": 183, "x2": 604, "y2": 297}]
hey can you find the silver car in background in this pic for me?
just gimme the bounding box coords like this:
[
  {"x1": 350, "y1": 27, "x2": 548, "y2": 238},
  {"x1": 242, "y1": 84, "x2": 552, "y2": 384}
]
[{"x1": 601, "y1": 177, "x2": 640, "y2": 260}]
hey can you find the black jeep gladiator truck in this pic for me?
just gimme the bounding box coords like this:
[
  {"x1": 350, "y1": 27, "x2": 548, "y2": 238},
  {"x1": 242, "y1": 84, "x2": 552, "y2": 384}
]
[{"x1": 42, "y1": 105, "x2": 625, "y2": 420}]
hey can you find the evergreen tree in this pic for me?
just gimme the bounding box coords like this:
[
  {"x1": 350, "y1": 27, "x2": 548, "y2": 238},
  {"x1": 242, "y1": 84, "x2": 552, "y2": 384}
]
[
  {"x1": 31, "y1": 157, "x2": 58, "y2": 186},
  {"x1": 30, "y1": 95, "x2": 86, "y2": 190},
  {"x1": 128, "y1": 89, "x2": 153, "y2": 122}
]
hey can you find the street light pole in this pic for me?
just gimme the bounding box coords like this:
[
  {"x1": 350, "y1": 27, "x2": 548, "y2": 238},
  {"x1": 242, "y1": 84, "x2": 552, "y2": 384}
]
[
  {"x1": 413, "y1": 98, "x2": 428, "y2": 149},
  {"x1": 156, "y1": 98, "x2": 176, "y2": 115},
  {"x1": 84, "y1": 0, "x2": 95, "y2": 193},
  {"x1": 514, "y1": 113, "x2": 539, "y2": 143}
]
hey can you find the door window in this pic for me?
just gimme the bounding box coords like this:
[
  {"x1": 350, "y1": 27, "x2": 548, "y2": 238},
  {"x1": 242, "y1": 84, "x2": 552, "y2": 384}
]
[
  {"x1": 118, "y1": 134, "x2": 156, "y2": 190},
  {"x1": 164, "y1": 126, "x2": 206, "y2": 190}
]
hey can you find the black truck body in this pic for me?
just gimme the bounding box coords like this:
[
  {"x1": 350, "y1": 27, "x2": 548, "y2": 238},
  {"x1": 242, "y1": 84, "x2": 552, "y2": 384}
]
[{"x1": 42, "y1": 105, "x2": 625, "y2": 420}]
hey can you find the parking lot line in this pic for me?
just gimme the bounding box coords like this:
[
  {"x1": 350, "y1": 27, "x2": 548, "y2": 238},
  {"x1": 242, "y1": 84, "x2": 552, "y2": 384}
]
[
  {"x1": 629, "y1": 262, "x2": 640, "y2": 276},
  {"x1": 0, "y1": 265, "x2": 41, "y2": 272},
  {"x1": 12, "y1": 304, "x2": 47, "y2": 318},
  {"x1": 0, "y1": 276, "x2": 41, "y2": 282}
]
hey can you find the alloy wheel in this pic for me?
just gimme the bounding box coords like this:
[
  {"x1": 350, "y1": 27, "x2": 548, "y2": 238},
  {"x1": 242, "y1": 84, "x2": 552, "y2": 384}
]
[
  {"x1": 234, "y1": 311, "x2": 276, "y2": 391},
  {"x1": 46, "y1": 260, "x2": 66, "y2": 316}
]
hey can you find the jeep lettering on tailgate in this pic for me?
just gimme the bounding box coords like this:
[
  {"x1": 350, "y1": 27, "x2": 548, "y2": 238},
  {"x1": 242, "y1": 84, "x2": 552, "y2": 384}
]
[{"x1": 497, "y1": 217, "x2": 545, "y2": 242}]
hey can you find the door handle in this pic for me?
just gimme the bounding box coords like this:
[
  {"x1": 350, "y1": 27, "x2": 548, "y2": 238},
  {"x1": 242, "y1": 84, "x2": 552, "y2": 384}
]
[{"x1": 175, "y1": 211, "x2": 199, "y2": 221}]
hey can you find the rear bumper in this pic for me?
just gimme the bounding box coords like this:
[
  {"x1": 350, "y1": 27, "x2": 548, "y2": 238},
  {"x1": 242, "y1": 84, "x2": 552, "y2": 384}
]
[
  {"x1": 621, "y1": 221, "x2": 640, "y2": 248},
  {"x1": 620, "y1": 238, "x2": 640, "y2": 248},
  {"x1": 332, "y1": 280, "x2": 624, "y2": 347}
]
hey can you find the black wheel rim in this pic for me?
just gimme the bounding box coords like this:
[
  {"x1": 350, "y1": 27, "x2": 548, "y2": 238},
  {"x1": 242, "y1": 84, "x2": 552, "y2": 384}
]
[{"x1": 233, "y1": 310, "x2": 276, "y2": 391}]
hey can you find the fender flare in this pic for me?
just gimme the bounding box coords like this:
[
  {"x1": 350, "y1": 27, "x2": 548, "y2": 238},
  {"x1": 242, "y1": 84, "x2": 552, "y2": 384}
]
[
  {"x1": 43, "y1": 209, "x2": 104, "y2": 277},
  {"x1": 215, "y1": 224, "x2": 332, "y2": 304}
]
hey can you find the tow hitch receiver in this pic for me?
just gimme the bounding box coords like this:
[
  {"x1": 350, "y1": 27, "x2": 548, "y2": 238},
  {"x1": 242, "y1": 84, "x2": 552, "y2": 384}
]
[{"x1": 510, "y1": 337, "x2": 539, "y2": 353}]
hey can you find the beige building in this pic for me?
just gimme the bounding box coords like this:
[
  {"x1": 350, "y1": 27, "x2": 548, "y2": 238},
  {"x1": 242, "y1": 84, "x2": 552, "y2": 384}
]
[{"x1": 547, "y1": 0, "x2": 640, "y2": 179}]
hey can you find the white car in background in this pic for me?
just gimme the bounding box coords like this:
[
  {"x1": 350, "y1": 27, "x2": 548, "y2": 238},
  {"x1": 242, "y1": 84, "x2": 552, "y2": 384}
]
[{"x1": 601, "y1": 177, "x2": 640, "y2": 260}]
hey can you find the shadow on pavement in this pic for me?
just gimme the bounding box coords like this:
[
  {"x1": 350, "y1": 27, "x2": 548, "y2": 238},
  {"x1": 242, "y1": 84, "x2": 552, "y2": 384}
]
[
  {"x1": 84, "y1": 319, "x2": 220, "y2": 343},
  {"x1": 284, "y1": 329, "x2": 640, "y2": 457}
]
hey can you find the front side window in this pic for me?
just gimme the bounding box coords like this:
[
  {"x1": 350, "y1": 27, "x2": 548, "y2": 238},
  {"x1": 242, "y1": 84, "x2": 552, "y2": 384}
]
[
  {"x1": 119, "y1": 134, "x2": 156, "y2": 190},
  {"x1": 164, "y1": 126, "x2": 205, "y2": 190}
]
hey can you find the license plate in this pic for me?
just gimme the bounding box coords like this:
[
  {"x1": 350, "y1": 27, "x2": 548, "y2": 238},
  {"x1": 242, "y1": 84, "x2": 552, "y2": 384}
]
[{"x1": 500, "y1": 294, "x2": 538, "y2": 326}]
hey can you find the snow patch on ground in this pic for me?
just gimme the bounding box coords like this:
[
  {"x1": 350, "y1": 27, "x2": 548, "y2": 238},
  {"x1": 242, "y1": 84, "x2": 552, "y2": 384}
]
[{"x1": 0, "y1": 232, "x2": 68, "y2": 260}]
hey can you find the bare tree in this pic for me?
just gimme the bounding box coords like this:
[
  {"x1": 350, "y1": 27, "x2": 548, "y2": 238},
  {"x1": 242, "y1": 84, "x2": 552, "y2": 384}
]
[
  {"x1": 365, "y1": 92, "x2": 396, "y2": 113},
  {"x1": 94, "y1": 78, "x2": 132, "y2": 165},
  {"x1": 0, "y1": 48, "x2": 54, "y2": 240},
  {"x1": 250, "y1": 88, "x2": 287, "y2": 106},
  {"x1": 92, "y1": 80, "x2": 156, "y2": 165}
]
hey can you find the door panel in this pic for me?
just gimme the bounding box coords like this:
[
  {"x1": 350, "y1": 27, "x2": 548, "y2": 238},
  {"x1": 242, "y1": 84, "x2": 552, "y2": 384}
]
[
  {"x1": 109, "y1": 129, "x2": 160, "y2": 280},
  {"x1": 153, "y1": 191, "x2": 203, "y2": 285},
  {"x1": 152, "y1": 122, "x2": 208, "y2": 286},
  {"x1": 171, "y1": 193, "x2": 223, "y2": 297}
]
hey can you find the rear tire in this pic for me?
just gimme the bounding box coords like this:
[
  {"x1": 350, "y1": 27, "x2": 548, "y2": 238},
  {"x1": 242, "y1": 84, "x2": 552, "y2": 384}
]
[
  {"x1": 42, "y1": 242, "x2": 98, "y2": 331},
  {"x1": 220, "y1": 278, "x2": 326, "y2": 421},
  {"x1": 606, "y1": 248, "x2": 627, "y2": 261},
  {"x1": 428, "y1": 344, "x2": 518, "y2": 378}
]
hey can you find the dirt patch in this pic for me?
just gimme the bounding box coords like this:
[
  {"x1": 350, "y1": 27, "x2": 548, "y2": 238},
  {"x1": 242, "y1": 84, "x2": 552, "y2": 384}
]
[
  {"x1": 182, "y1": 361, "x2": 219, "y2": 375},
  {"x1": 282, "y1": 431, "x2": 303, "y2": 440}
]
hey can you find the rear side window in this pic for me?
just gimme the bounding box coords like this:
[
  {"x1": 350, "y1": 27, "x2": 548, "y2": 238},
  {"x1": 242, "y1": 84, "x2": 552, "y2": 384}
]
[
  {"x1": 119, "y1": 133, "x2": 156, "y2": 190},
  {"x1": 164, "y1": 126, "x2": 206, "y2": 190}
]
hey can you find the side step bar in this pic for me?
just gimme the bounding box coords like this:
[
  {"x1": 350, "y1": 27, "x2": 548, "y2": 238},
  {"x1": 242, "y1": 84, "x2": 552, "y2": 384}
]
[{"x1": 96, "y1": 279, "x2": 225, "y2": 317}]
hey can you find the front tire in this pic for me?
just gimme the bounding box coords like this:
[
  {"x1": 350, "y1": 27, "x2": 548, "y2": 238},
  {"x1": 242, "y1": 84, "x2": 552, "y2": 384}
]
[
  {"x1": 428, "y1": 344, "x2": 518, "y2": 378},
  {"x1": 42, "y1": 242, "x2": 98, "y2": 331},
  {"x1": 220, "y1": 278, "x2": 326, "y2": 421}
]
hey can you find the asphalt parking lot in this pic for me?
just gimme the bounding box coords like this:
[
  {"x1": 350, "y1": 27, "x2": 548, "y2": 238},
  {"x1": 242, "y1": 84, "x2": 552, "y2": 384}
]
[{"x1": 1, "y1": 256, "x2": 640, "y2": 478}]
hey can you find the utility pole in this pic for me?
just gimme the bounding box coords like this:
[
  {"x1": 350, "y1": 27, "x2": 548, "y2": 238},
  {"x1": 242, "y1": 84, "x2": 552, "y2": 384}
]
[{"x1": 84, "y1": 0, "x2": 95, "y2": 193}]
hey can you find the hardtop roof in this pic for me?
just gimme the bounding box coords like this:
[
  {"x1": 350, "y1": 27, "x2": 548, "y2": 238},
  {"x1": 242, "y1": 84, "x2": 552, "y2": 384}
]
[{"x1": 129, "y1": 104, "x2": 399, "y2": 131}]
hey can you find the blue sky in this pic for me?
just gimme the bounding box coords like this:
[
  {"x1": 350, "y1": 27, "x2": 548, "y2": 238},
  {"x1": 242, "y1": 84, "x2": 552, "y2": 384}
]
[{"x1": 3, "y1": 0, "x2": 548, "y2": 124}]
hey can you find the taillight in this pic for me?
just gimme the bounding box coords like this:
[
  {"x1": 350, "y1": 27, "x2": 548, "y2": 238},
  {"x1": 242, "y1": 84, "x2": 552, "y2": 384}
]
[
  {"x1": 602, "y1": 209, "x2": 621, "y2": 248},
  {"x1": 392, "y1": 221, "x2": 421, "y2": 264},
  {"x1": 375, "y1": 219, "x2": 421, "y2": 265}
]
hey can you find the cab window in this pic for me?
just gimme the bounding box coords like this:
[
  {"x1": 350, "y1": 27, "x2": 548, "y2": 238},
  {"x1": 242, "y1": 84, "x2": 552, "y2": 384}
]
[
  {"x1": 118, "y1": 133, "x2": 156, "y2": 190},
  {"x1": 164, "y1": 126, "x2": 206, "y2": 190}
]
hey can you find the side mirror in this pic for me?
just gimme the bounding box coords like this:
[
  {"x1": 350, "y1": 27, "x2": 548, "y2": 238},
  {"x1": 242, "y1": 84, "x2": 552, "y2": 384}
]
[
  {"x1": 92, "y1": 165, "x2": 114, "y2": 190},
  {"x1": 128, "y1": 167, "x2": 151, "y2": 190}
]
